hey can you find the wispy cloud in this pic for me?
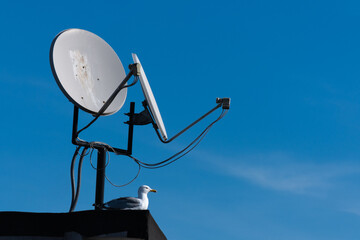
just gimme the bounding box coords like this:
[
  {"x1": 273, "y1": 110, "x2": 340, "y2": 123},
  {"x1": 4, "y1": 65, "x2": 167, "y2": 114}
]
[
  {"x1": 343, "y1": 207, "x2": 360, "y2": 216},
  {"x1": 195, "y1": 151, "x2": 360, "y2": 195},
  {"x1": 224, "y1": 162, "x2": 348, "y2": 194}
]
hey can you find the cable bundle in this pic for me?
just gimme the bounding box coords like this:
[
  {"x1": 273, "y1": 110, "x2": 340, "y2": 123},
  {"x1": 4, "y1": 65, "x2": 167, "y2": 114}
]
[{"x1": 68, "y1": 108, "x2": 227, "y2": 212}]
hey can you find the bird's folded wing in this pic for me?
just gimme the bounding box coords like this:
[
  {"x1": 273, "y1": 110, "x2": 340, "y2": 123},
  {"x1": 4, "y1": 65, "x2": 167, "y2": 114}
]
[{"x1": 105, "y1": 197, "x2": 142, "y2": 209}]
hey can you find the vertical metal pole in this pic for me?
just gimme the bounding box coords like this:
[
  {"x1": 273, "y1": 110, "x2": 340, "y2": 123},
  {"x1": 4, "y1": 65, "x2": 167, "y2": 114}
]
[
  {"x1": 127, "y1": 102, "x2": 135, "y2": 155},
  {"x1": 95, "y1": 147, "x2": 106, "y2": 210},
  {"x1": 72, "y1": 106, "x2": 79, "y2": 145}
]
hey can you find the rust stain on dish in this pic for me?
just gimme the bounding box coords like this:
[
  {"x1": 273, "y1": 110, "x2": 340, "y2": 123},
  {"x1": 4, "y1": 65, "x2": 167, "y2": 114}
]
[{"x1": 69, "y1": 50, "x2": 100, "y2": 109}]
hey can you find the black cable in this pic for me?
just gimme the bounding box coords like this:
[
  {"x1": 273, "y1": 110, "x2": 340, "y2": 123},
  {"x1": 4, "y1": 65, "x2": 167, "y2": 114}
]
[
  {"x1": 76, "y1": 77, "x2": 138, "y2": 136},
  {"x1": 69, "y1": 146, "x2": 81, "y2": 212},
  {"x1": 136, "y1": 122, "x2": 212, "y2": 169},
  {"x1": 136, "y1": 109, "x2": 226, "y2": 168},
  {"x1": 88, "y1": 143, "x2": 110, "y2": 170},
  {"x1": 105, "y1": 160, "x2": 141, "y2": 188},
  {"x1": 129, "y1": 109, "x2": 228, "y2": 169},
  {"x1": 72, "y1": 147, "x2": 88, "y2": 211},
  {"x1": 87, "y1": 142, "x2": 142, "y2": 188},
  {"x1": 122, "y1": 76, "x2": 139, "y2": 89},
  {"x1": 69, "y1": 147, "x2": 88, "y2": 212}
]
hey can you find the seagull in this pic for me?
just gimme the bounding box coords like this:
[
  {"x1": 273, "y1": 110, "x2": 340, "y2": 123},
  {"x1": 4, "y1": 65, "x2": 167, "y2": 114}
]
[{"x1": 103, "y1": 185, "x2": 157, "y2": 210}]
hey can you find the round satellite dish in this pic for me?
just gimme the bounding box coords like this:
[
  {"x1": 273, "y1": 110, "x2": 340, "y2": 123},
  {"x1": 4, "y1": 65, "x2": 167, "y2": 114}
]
[
  {"x1": 50, "y1": 29, "x2": 127, "y2": 115},
  {"x1": 132, "y1": 53, "x2": 168, "y2": 141}
]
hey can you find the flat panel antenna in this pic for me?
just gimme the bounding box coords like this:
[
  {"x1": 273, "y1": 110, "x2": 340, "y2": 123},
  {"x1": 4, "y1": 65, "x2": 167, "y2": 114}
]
[{"x1": 132, "y1": 53, "x2": 168, "y2": 140}]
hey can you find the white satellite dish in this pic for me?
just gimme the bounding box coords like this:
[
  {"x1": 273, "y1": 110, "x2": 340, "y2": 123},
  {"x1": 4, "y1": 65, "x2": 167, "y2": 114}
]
[
  {"x1": 50, "y1": 28, "x2": 127, "y2": 115},
  {"x1": 132, "y1": 53, "x2": 168, "y2": 141}
]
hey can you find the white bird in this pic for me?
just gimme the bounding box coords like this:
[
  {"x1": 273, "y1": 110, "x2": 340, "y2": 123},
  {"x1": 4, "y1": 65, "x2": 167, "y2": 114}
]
[{"x1": 103, "y1": 185, "x2": 157, "y2": 210}]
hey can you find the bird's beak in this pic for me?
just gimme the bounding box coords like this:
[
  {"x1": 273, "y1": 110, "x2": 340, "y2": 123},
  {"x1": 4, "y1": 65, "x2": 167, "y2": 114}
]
[{"x1": 150, "y1": 189, "x2": 157, "y2": 193}]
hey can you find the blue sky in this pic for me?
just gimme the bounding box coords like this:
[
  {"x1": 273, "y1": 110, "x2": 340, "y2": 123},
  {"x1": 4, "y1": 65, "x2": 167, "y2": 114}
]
[{"x1": 0, "y1": 0, "x2": 360, "y2": 239}]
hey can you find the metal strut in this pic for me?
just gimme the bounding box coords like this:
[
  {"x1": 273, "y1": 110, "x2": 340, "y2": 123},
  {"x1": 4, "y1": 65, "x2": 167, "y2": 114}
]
[{"x1": 144, "y1": 97, "x2": 231, "y2": 143}]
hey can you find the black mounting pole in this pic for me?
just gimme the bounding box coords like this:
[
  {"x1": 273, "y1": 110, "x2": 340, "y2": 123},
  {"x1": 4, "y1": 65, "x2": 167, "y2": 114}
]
[
  {"x1": 95, "y1": 147, "x2": 107, "y2": 210},
  {"x1": 127, "y1": 102, "x2": 135, "y2": 155},
  {"x1": 72, "y1": 106, "x2": 80, "y2": 145}
]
